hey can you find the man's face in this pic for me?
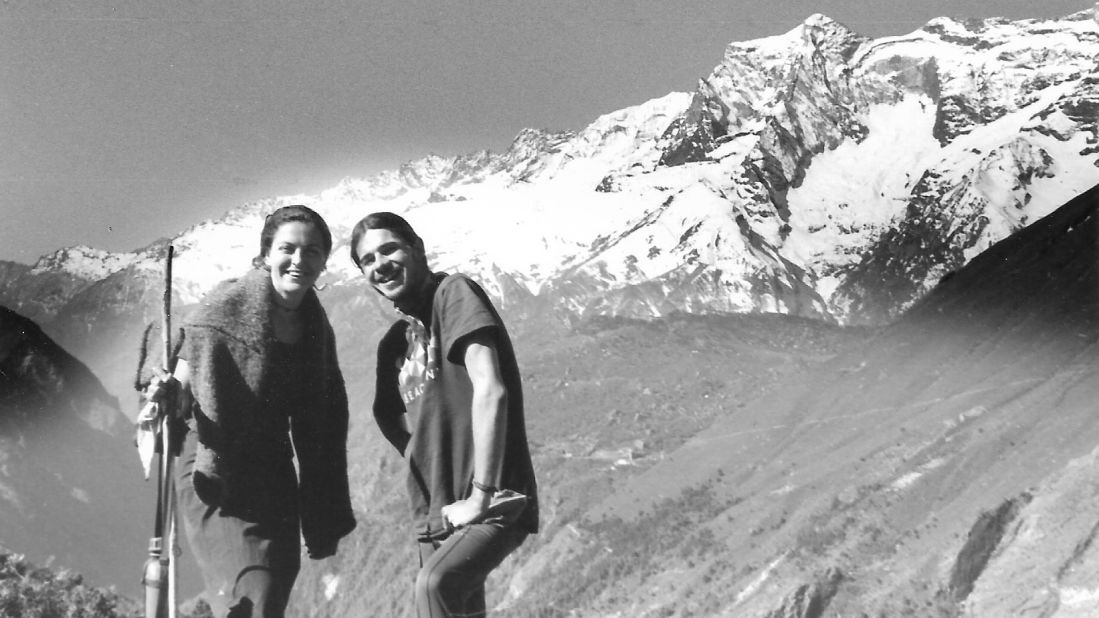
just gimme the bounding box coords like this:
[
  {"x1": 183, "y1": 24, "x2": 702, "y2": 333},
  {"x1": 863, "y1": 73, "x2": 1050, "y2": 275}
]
[{"x1": 356, "y1": 228, "x2": 429, "y2": 306}]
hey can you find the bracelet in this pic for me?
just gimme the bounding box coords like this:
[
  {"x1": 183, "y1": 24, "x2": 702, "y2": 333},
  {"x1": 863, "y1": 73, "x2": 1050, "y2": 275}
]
[{"x1": 471, "y1": 480, "x2": 498, "y2": 494}]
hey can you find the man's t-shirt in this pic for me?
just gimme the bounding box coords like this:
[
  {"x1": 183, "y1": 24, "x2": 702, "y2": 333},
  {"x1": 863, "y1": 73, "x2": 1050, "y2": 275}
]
[{"x1": 374, "y1": 273, "x2": 539, "y2": 536}]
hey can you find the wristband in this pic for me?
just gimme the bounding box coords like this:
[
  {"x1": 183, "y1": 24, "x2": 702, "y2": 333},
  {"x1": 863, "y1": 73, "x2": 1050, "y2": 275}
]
[{"x1": 472, "y1": 480, "x2": 498, "y2": 494}]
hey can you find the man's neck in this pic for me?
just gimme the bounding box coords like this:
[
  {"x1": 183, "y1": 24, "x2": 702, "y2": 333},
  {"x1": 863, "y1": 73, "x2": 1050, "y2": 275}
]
[{"x1": 394, "y1": 272, "x2": 440, "y2": 323}]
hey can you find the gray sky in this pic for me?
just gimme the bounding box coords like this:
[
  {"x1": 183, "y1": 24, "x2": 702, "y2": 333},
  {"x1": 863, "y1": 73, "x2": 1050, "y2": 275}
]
[{"x1": 1, "y1": 0, "x2": 1092, "y2": 263}]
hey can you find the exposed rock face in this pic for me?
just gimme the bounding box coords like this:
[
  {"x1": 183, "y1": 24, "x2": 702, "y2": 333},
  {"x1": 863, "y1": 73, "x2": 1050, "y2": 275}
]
[{"x1": 964, "y1": 449, "x2": 1099, "y2": 617}]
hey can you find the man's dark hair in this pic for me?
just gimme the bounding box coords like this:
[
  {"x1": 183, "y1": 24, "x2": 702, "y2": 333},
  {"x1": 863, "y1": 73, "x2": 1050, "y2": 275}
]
[
  {"x1": 349, "y1": 211, "x2": 423, "y2": 268},
  {"x1": 252, "y1": 204, "x2": 333, "y2": 269}
]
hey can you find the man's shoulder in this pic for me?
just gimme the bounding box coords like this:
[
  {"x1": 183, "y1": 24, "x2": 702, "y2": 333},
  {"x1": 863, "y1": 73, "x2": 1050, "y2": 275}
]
[
  {"x1": 435, "y1": 272, "x2": 491, "y2": 304},
  {"x1": 436, "y1": 272, "x2": 477, "y2": 291}
]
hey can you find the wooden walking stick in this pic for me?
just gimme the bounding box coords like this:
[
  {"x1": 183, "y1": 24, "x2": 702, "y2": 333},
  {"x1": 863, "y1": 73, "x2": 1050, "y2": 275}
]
[{"x1": 140, "y1": 245, "x2": 178, "y2": 618}]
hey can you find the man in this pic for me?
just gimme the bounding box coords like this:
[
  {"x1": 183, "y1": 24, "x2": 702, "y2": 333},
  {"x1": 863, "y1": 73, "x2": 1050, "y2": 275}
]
[{"x1": 351, "y1": 212, "x2": 538, "y2": 617}]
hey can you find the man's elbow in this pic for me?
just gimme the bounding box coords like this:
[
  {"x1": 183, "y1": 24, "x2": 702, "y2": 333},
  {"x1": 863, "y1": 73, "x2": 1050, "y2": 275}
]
[{"x1": 475, "y1": 381, "x2": 508, "y2": 410}]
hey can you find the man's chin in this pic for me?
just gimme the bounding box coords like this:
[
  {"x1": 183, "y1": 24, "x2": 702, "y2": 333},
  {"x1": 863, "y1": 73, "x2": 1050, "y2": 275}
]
[{"x1": 375, "y1": 284, "x2": 408, "y2": 302}]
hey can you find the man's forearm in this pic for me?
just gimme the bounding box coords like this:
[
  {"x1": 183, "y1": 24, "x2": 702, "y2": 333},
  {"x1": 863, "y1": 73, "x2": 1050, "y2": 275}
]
[
  {"x1": 470, "y1": 381, "x2": 507, "y2": 502},
  {"x1": 464, "y1": 333, "x2": 509, "y2": 504}
]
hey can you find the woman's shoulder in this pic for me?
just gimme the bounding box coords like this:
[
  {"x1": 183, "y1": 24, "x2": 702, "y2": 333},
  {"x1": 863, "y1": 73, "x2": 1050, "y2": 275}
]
[
  {"x1": 380, "y1": 319, "x2": 409, "y2": 343},
  {"x1": 187, "y1": 269, "x2": 269, "y2": 335},
  {"x1": 376, "y1": 319, "x2": 409, "y2": 359}
]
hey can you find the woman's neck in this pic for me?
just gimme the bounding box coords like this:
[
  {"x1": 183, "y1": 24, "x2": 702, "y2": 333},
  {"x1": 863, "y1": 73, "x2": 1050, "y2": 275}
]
[
  {"x1": 272, "y1": 291, "x2": 305, "y2": 312},
  {"x1": 270, "y1": 291, "x2": 306, "y2": 343}
]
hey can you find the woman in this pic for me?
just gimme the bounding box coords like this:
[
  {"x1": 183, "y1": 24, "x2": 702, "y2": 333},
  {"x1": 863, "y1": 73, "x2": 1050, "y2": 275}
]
[{"x1": 146, "y1": 205, "x2": 355, "y2": 617}]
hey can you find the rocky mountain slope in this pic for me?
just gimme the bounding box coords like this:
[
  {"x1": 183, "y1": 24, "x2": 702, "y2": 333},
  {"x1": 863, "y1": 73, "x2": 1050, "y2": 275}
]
[{"x1": 283, "y1": 182, "x2": 1099, "y2": 617}]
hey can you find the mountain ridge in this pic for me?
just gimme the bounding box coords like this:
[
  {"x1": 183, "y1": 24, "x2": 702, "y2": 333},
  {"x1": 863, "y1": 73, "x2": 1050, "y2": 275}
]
[{"x1": 5, "y1": 8, "x2": 1096, "y2": 332}]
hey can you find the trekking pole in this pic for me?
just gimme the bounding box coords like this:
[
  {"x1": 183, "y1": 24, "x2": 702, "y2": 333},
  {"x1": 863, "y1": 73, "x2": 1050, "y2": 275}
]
[
  {"x1": 141, "y1": 245, "x2": 176, "y2": 618},
  {"x1": 161, "y1": 245, "x2": 178, "y2": 618}
]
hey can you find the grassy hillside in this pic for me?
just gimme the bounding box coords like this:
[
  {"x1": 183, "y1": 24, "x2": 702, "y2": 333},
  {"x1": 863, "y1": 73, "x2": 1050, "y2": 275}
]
[{"x1": 286, "y1": 310, "x2": 865, "y2": 617}]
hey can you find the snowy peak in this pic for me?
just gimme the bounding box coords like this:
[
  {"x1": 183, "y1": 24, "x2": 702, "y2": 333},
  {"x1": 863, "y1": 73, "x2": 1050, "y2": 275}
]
[
  {"x1": 30, "y1": 245, "x2": 143, "y2": 281},
  {"x1": 797, "y1": 13, "x2": 867, "y2": 58}
]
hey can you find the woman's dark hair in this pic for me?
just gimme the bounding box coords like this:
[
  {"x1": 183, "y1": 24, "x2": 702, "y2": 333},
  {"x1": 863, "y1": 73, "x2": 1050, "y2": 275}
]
[
  {"x1": 252, "y1": 205, "x2": 333, "y2": 269},
  {"x1": 349, "y1": 211, "x2": 422, "y2": 268}
]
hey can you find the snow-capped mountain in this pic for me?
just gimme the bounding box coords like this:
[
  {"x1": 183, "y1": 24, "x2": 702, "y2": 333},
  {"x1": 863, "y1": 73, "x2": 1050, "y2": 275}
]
[
  {"x1": 4, "y1": 8, "x2": 1098, "y2": 329},
  {"x1": 30, "y1": 246, "x2": 143, "y2": 281}
]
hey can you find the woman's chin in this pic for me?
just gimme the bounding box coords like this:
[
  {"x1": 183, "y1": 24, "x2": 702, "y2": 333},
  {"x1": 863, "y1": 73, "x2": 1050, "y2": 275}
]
[{"x1": 274, "y1": 276, "x2": 317, "y2": 297}]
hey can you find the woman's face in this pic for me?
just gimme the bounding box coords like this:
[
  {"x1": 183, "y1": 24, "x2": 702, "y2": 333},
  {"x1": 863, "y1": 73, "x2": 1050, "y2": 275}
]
[{"x1": 264, "y1": 221, "x2": 328, "y2": 303}]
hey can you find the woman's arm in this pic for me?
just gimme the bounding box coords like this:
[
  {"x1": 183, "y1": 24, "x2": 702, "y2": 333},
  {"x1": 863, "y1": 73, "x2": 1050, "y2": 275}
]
[{"x1": 374, "y1": 326, "x2": 412, "y2": 455}]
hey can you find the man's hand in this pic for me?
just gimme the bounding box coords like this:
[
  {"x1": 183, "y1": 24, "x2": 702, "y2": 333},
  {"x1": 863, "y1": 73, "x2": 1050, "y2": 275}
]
[{"x1": 440, "y1": 491, "x2": 492, "y2": 530}]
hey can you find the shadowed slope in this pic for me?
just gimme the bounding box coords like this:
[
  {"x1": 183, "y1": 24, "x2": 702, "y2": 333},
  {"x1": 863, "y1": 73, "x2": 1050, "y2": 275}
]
[{"x1": 0, "y1": 307, "x2": 161, "y2": 597}]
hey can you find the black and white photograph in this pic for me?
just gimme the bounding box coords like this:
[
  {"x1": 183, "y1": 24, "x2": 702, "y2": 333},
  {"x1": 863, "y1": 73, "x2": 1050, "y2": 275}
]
[{"x1": 2, "y1": 1, "x2": 1098, "y2": 616}]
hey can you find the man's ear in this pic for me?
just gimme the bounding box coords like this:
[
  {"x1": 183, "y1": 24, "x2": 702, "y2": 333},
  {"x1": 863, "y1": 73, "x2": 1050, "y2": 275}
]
[{"x1": 413, "y1": 237, "x2": 428, "y2": 264}]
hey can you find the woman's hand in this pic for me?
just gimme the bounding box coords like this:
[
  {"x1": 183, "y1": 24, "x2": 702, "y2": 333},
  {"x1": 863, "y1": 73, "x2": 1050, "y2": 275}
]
[
  {"x1": 143, "y1": 371, "x2": 179, "y2": 405},
  {"x1": 139, "y1": 361, "x2": 191, "y2": 420}
]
